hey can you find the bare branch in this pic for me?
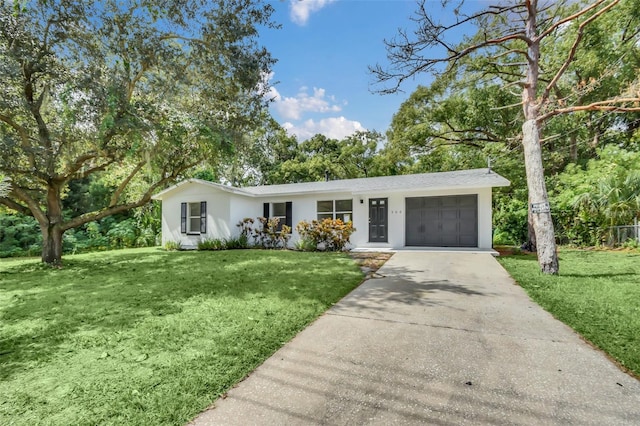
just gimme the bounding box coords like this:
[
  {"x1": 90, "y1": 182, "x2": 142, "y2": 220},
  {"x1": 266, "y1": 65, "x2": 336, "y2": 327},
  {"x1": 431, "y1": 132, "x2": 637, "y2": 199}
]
[
  {"x1": 539, "y1": 98, "x2": 640, "y2": 122},
  {"x1": 371, "y1": 1, "x2": 532, "y2": 94},
  {"x1": 492, "y1": 101, "x2": 525, "y2": 111},
  {"x1": 537, "y1": 0, "x2": 612, "y2": 41},
  {"x1": 541, "y1": 0, "x2": 620, "y2": 103}
]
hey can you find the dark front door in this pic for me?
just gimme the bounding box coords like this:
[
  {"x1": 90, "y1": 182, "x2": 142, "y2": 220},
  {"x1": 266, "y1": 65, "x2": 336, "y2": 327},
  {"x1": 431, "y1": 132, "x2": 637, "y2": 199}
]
[{"x1": 369, "y1": 198, "x2": 388, "y2": 242}]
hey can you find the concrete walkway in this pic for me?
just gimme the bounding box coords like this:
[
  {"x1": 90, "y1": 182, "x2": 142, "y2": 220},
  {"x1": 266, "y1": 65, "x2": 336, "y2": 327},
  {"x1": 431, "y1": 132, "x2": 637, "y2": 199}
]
[{"x1": 191, "y1": 252, "x2": 640, "y2": 425}]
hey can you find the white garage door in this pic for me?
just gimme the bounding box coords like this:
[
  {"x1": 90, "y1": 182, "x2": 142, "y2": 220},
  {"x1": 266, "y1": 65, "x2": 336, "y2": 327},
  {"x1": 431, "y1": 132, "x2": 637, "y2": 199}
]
[{"x1": 405, "y1": 195, "x2": 478, "y2": 247}]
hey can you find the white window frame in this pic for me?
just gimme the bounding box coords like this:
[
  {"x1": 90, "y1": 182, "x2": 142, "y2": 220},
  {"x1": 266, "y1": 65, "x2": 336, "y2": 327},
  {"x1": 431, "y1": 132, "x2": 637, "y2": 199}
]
[
  {"x1": 187, "y1": 202, "x2": 201, "y2": 234},
  {"x1": 272, "y1": 202, "x2": 286, "y2": 223},
  {"x1": 316, "y1": 199, "x2": 353, "y2": 222}
]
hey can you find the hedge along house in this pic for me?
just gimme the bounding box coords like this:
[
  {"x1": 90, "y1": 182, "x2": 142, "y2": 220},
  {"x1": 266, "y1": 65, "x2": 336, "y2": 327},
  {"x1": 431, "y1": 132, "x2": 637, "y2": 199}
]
[{"x1": 151, "y1": 168, "x2": 510, "y2": 250}]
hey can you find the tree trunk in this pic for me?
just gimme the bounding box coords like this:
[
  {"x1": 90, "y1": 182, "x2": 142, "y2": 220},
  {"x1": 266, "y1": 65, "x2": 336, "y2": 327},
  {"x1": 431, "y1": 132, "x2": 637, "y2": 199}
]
[
  {"x1": 569, "y1": 133, "x2": 578, "y2": 162},
  {"x1": 522, "y1": 120, "x2": 559, "y2": 274},
  {"x1": 521, "y1": 0, "x2": 558, "y2": 275},
  {"x1": 525, "y1": 201, "x2": 537, "y2": 252},
  {"x1": 41, "y1": 224, "x2": 64, "y2": 265},
  {"x1": 40, "y1": 183, "x2": 65, "y2": 266}
]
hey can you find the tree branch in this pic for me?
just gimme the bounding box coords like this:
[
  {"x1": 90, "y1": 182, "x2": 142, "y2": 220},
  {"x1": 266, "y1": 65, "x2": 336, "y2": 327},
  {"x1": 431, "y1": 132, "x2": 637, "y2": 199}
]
[
  {"x1": 109, "y1": 160, "x2": 146, "y2": 207},
  {"x1": 0, "y1": 197, "x2": 32, "y2": 216},
  {"x1": 541, "y1": 0, "x2": 619, "y2": 104},
  {"x1": 9, "y1": 186, "x2": 46, "y2": 225},
  {"x1": 537, "y1": 0, "x2": 612, "y2": 41},
  {"x1": 63, "y1": 152, "x2": 98, "y2": 177},
  {"x1": 0, "y1": 113, "x2": 38, "y2": 170},
  {"x1": 538, "y1": 98, "x2": 640, "y2": 122},
  {"x1": 371, "y1": 2, "x2": 531, "y2": 94},
  {"x1": 61, "y1": 160, "x2": 199, "y2": 231}
]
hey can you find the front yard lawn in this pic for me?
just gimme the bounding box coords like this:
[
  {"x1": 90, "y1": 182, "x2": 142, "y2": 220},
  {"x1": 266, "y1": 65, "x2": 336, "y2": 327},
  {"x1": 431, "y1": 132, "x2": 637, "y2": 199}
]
[
  {"x1": 0, "y1": 248, "x2": 363, "y2": 425},
  {"x1": 498, "y1": 249, "x2": 640, "y2": 378}
]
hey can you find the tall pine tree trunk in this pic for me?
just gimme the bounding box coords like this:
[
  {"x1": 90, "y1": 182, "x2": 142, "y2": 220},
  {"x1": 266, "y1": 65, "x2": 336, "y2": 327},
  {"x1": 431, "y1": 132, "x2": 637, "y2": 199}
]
[
  {"x1": 522, "y1": 0, "x2": 559, "y2": 274},
  {"x1": 522, "y1": 120, "x2": 558, "y2": 274}
]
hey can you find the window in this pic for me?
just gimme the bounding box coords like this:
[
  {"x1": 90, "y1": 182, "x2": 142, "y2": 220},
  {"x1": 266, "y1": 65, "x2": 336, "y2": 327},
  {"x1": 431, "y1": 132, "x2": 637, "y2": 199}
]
[
  {"x1": 263, "y1": 201, "x2": 292, "y2": 233},
  {"x1": 317, "y1": 199, "x2": 353, "y2": 222},
  {"x1": 188, "y1": 202, "x2": 201, "y2": 233},
  {"x1": 181, "y1": 201, "x2": 206, "y2": 234},
  {"x1": 272, "y1": 202, "x2": 286, "y2": 224}
]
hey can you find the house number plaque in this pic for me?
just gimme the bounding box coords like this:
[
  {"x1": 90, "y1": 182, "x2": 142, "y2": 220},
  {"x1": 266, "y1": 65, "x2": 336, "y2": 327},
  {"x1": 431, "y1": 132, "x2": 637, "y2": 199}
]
[{"x1": 531, "y1": 201, "x2": 551, "y2": 214}]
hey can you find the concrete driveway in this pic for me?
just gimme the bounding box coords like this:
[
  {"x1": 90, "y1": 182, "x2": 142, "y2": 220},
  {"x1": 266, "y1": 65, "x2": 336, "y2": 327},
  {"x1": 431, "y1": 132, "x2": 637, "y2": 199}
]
[{"x1": 191, "y1": 251, "x2": 640, "y2": 425}]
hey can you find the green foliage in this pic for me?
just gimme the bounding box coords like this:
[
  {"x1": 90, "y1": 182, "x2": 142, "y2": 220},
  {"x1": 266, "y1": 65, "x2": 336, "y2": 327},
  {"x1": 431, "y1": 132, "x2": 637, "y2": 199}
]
[
  {"x1": 296, "y1": 219, "x2": 356, "y2": 252},
  {"x1": 551, "y1": 146, "x2": 640, "y2": 246},
  {"x1": 0, "y1": 0, "x2": 277, "y2": 263},
  {"x1": 236, "y1": 218, "x2": 255, "y2": 239},
  {"x1": 0, "y1": 213, "x2": 41, "y2": 257},
  {"x1": 197, "y1": 238, "x2": 226, "y2": 251},
  {"x1": 0, "y1": 248, "x2": 363, "y2": 425},
  {"x1": 499, "y1": 250, "x2": 640, "y2": 377},
  {"x1": 224, "y1": 235, "x2": 249, "y2": 250},
  {"x1": 492, "y1": 196, "x2": 528, "y2": 246},
  {"x1": 163, "y1": 240, "x2": 183, "y2": 251},
  {"x1": 252, "y1": 217, "x2": 291, "y2": 249},
  {"x1": 235, "y1": 130, "x2": 385, "y2": 185},
  {"x1": 294, "y1": 236, "x2": 318, "y2": 252}
]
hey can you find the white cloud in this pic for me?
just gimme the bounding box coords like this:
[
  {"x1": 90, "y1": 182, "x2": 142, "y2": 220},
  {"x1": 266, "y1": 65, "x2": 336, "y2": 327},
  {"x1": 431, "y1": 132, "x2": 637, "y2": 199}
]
[
  {"x1": 290, "y1": 0, "x2": 337, "y2": 25},
  {"x1": 283, "y1": 117, "x2": 366, "y2": 141},
  {"x1": 271, "y1": 85, "x2": 342, "y2": 121}
]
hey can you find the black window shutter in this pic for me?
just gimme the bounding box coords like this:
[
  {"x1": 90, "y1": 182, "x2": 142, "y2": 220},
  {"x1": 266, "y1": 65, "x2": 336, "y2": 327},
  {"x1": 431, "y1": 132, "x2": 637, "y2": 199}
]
[
  {"x1": 285, "y1": 201, "x2": 293, "y2": 231},
  {"x1": 200, "y1": 201, "x2": 207, "y2": 234},
  {"x1": 263, "y1": 202, "x2": 270, "y2": 218},
  {"x1": 180, "y1": 202, "x2": 187, "y2": 233}
]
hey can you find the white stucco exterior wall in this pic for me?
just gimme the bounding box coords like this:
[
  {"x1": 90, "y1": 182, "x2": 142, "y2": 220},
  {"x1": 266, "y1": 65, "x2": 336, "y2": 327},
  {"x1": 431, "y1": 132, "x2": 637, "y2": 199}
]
[
  {"x1": 348, "y1": 186, "x2": 493, "y2": 249},
  {"x1": 159, "y1": 184, "x2": 233, "y2": 248},
  {"x1": 155, "y1": 181, "x2": 497, "y2": 250}
]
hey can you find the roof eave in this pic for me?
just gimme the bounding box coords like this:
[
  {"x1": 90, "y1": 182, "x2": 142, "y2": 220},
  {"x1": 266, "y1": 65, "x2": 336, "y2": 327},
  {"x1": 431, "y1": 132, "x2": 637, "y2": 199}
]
[{"x1": 151, "y1": 178, "x2": 254, "y2": 200}]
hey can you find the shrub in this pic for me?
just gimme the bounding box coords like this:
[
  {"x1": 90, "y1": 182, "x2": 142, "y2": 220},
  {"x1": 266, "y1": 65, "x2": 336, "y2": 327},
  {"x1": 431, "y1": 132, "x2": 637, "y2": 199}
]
[
  {"x1": 0, "y1": 213, "x2": 41, "y2": 257},
  {"x1": 252, "y1": 217, "x2": 291, "y2": 249},
  {"x1": 294, "y1": 236, "x2": 317, "y2": 252},
  {"x1": 164, "y1": 240, "x2": 182, "y2": 251},
  {"x1": 237, "y1": 218, "x2": 254, "y2": 240},
  {"x1": 296, "y1": 219, "x2": 355, "y2": 252},
  {"x1": 198, "y1": 238, "x2": 226, "y2": 251},
  {"x1": 106, "y1": 218, "x2": 137, "y2": 249},
  {"x1": 225, "y1": 235, "x2": 248, "y2": 250}
]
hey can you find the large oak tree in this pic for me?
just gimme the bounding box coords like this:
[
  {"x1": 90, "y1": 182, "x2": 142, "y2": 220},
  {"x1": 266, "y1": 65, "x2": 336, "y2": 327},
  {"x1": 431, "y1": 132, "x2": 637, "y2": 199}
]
[
  {"x1": 372, "y1": 0, "x2": 640, "y2": 274},
  {"x1": 0, "y1": 0, "x2": 276, "y2": 264}
]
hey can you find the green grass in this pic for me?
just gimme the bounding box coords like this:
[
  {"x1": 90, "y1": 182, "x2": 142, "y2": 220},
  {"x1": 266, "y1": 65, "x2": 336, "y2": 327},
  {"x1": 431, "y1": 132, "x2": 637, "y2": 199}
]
[
  {"x1": 0, "y1": 248, "x2": 363, "y2": 425},
  {"x1": 498, "y1": 249, "x2": 640, "y2": 377}
]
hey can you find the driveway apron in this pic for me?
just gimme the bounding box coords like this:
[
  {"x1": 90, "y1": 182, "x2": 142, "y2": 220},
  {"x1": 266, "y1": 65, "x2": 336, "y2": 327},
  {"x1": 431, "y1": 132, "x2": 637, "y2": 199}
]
[{"x1": 191, "y1": 251, "x2": 640, "y2": 425}]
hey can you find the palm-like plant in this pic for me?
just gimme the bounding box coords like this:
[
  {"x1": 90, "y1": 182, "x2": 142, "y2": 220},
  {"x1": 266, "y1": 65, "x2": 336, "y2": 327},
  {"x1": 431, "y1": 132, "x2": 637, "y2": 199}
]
[{"x1": 573, "y1": 169, "x2": 640, "y2": 244}]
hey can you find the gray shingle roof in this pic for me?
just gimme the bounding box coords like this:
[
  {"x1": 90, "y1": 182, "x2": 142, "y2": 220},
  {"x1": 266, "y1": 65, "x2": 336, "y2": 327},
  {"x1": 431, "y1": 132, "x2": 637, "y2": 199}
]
[
  {"x1": 152, "y1": 168, "x2": 509, "y2": 200},
  {"x1": 243, "y1": 168, "x2": 509, "y2": 196}
]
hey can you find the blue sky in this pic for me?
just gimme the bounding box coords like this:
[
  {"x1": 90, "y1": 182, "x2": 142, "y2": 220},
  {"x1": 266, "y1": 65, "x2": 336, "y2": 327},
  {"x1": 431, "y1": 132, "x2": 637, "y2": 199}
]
[{"x1": 260, "y1": 0, "x2": 427, "y2": 141}]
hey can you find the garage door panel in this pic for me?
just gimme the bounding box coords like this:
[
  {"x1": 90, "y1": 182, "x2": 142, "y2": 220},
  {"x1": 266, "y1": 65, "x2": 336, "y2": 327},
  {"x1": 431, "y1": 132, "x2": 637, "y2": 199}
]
[
  {"x1": 441, "y1": 197, "x2": 458, "y2": 208},
  {"x1": 405, "y1": 195, "x2": 478, "y2": 247},
  {"x1": 458, "y1": 196, "x2": 476, "y2": 207}
]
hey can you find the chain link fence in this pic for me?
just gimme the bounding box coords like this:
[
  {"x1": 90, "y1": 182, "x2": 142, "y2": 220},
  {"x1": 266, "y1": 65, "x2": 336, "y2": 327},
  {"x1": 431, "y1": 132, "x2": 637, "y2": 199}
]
[{"x1": 608, "y1": 223, "x2": 640, "y2": 246}]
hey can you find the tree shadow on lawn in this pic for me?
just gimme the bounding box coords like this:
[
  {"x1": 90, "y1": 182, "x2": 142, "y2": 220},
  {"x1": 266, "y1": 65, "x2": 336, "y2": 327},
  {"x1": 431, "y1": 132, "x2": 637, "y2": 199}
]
[{"x1": 0, "y1": 249, "x2": 362, "y2": 381}]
